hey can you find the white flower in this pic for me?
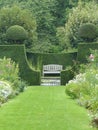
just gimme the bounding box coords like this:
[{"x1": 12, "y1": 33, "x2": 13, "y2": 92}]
[
  {"x1": 67, "y1": 73, "x2": 86, "y2": 85},
  {"x1": 0, "y1": 81, "x2": 12, "y2": 98}
]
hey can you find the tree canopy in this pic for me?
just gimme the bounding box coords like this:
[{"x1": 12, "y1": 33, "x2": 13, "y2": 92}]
[
  {"x1": 0, "y1": 0, "x2": 98, "y2": 52},
  {"x1": 0, "y1": 5, "x2": 37, "y2": 47},
  {"x1": 56, "y1": 1, "x2": 98, "y2": 50}
]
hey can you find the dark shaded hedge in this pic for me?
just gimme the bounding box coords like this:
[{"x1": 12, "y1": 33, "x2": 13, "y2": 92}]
[
  {"x1": 0, "y1": 45, "x2": 40, "y2": 85},
  {"x1": 27, "y1": 51, "x2": 77, "y2": 85},
  {"x1": 27, "y1": 51, "x2": 77, "y2": 72},
  {"x1": 61, "y1": 68, "x2": 74, "y2": 85}
]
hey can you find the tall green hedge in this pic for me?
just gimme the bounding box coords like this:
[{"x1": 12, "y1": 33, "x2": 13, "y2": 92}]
[
  {"x1": 77, "y1": 43, "x2": 98, "y2": 63},
  {"x1": 27, "y1": 51, "x2": 77, "y2": 85},
  {"x1": 0, "y1": 45, "x2": 41, "y2": 85},
  {"x1": 61, "y1": 68, "x2": 74, "y2": 85},
  {"x1": 27, "y1": 51, "x2": 77, "y2": 73}
]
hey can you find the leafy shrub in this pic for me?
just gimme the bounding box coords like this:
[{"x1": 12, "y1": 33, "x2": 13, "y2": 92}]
[
  {"x1": 65, "y1": 82, "x2": 80, "y2": 99},
  {"x1": 6, "y1": 25, "x2": 28, "y2": 42},
  {"x1": 66, "y1": 69, "x2": 98, "y2": 107},
  {"x1": 65, "y1": 50, "x2": 98, "y2": 128},
  {"x1": 90, "y1": 87, "x2": 98, "y2": 112},
  {"x1": 65, "y1": 73, "x2": 86, "y2": 99},
  {"x1": 0, "y1": 57, "x2": 27, "y2": 90},
  {"x1": 0, "y1": 57, "x2": 19, "y2": 86},
  {"x1": 0, "y1": 57, "x2": 27, "y2": 104},
  {"x1": 14, "y1": 80, "x2": 27, "y2": 93},
  {"x1": 78, "y1": 23, "x2": 98, "y2": 42}
]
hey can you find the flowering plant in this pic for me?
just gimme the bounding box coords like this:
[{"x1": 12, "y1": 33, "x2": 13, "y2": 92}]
[
  {"x1": 0, "y1": 57, "x2": 19, "y2": 85},
  {"x1": 65, "y1": 50, "x2": 98, "y2": 128},
  {"x1": 0, "y1": 57, "x2": 27, "y2": 104},
  {"x1": 0, "y1": 81, "x2": 12, "y2": 103},
  {"x1": 89, "y1": 54, "x2": 94, "y2": 61}
]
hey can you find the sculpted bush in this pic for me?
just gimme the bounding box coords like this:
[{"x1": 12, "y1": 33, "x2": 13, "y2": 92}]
[
  {"x1": 6, "y1": 25, "x2": 28, "y2": 42},
  {"x1": 78, "y1": 23, "x2": 98, "y2": 42}
]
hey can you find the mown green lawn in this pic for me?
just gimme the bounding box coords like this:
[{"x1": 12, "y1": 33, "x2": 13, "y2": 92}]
[{"x1": 0, "y1": 86, "x2": 94, "y2": 130}]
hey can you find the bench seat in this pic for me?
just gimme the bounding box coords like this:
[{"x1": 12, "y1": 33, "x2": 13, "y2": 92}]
[{"x1": 43, "y1": 64, "x2": 63, "y2": 76}]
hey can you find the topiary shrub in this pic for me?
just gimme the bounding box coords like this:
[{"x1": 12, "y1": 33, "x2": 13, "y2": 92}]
[
  {"x1": 78, "y1": 23, "x2": 98, "y2": 42},
  {"x1": 6, "y1": 25, "x2": 28, "y2": 42}
]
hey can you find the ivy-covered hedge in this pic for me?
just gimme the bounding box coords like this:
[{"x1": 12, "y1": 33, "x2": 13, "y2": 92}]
[
  {"x1": 77, "y1": 43, "x2": 98, "y2": 63},
  {"x1": 0, "y1": 45, "x2": 40, "y2": 85}
]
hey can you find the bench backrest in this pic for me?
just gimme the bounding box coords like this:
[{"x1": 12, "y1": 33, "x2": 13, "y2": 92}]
[{"x1": 43, "y1": 64, "x2": 63, "y2": 72}]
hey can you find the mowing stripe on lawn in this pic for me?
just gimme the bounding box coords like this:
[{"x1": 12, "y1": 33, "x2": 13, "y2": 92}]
[{"x1": 0, "y1": 86, "x2": 93, "y2": 130}]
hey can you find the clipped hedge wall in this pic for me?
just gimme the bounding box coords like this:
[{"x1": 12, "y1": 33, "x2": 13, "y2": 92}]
[
  {"x1": 61, "y1": 68, "x2": 74, "y2": 85},
  {"x1": 0, "y1": 45, "x2": 40, "y2": 85},
  {"x1": 27, "y1": 51, "x2": 77, "y2": 85},
  {"x1": 27, "y1": 51, "x2": 77, "y2": 73},
  {"x1": 77, "y1": 43, "x2": 98, "y2": 63}
]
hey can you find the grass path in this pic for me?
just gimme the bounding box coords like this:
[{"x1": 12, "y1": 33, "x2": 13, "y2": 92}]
[{"x1": 0, "y1": 86, "x2": 93, "y2": 130}]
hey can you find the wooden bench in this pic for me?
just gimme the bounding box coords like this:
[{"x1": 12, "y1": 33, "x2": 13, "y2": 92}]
[{"x1": 43, "y1": 64, "x2": 63, "y2": 76}]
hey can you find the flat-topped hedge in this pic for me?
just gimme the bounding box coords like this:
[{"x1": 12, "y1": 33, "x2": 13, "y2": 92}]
[
  {"x1": 1, "y1": 43, "x2": 97, "y2": 85},
  {"x1": 27, "y1": 51, "x2": 77, "y2": 71},
  {"x1": 0, "y1": 45, "x2": 40, "y2": 85},
  {"x1": 61, "y1": 68, "x2": 74, "y2": 85},
  {"x1": 27, "y1": 51, "x2": 77, "y2": 85}
]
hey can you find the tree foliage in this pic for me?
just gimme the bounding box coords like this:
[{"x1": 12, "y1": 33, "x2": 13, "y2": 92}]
[
  {"x1": 57, "y1": 1, "x2": 98, "y2": 49},
  {"x1": 0, "y1": 5, "x2": 37, "y2": 47},
  {"x1": 0, "y1": 0, "x2": 79, "y2": 52},
  {"x1": 0, "y1": 0, "x2": 98, "y2": 52},
  {"x1": 56, "y1": 27, "x2": 66, "y2": 50}
]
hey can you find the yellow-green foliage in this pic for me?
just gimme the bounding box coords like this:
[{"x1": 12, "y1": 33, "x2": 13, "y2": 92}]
[
  {"x1": 56, "y1": 27, "x2": 67, "y2": 49},
  {"x1": 64, "y1": 1, "x2": 98, "y2": 48}
]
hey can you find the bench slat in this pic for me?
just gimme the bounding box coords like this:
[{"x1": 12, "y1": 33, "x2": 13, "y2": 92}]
[{"x1": 43, "y1": 64, "x2": 63, "y2": 76}]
